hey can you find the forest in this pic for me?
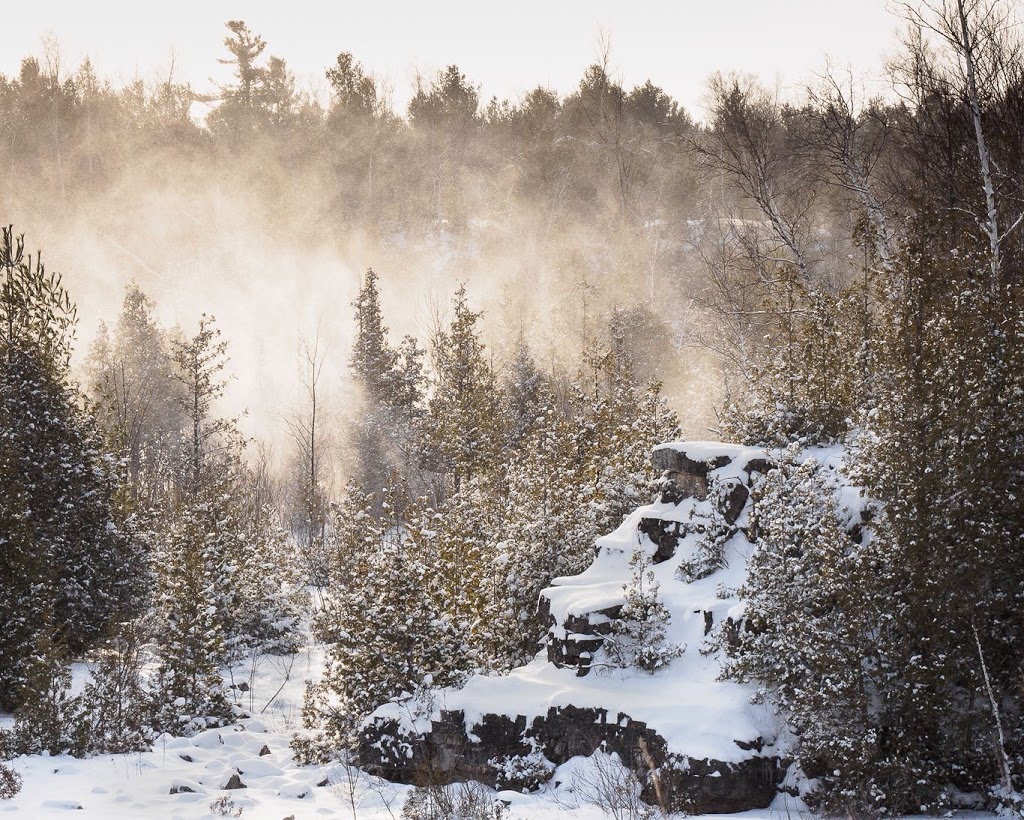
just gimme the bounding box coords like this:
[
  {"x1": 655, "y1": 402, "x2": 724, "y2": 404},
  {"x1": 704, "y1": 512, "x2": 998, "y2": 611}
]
[{"x1": 2, "y1": 0, "x2": 1024, "y2": 816}]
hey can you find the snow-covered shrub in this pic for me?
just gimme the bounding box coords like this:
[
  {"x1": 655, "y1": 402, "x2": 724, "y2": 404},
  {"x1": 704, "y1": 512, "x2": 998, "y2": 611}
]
[
  {"x1": 81, "y1": 619, "x2": 153, "y2": 754},
  {"x1": 209, "y1": 794, "x2": 243, "y2": 816},
  {"x1": 400, "y1": 781, "x2": 508, "y2": 820},
  {"x1": 289, "y1": 718, "x2": 341, "y2": 766},
  {"x1": 990, "y1": 784, "x2": 1024, "y2": 817},
  {"x1": 0, "y1": 763, "x2": 21, "y2": 800},
  {"x1": 604, "y1": 548, "x2": 683, "y2": 673},
  {"x1": 570, "y1": 748, "x2": 655, "y2": 820},
  {"x1": 489, "y1": 738, "x2": 555, "y2": 792},
  {"x1": 676, "y1": 474, "x2": 736, "y2": 582}
]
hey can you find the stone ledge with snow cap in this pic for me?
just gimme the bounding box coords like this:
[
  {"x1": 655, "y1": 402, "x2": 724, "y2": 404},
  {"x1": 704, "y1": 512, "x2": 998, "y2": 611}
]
[
  {"x1": 359, "y1": 440, "x2": 791, "y2": 814},
  {"x1": 544, "y1": 440, "x2": 772, "y2": 677},
  {"x1": 651, "y1": 440, "x2": 773, "y2": 504}
]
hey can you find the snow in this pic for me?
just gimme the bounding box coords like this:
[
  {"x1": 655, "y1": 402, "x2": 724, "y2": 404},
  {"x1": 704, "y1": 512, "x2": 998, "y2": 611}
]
[
  {"x1": 0, "y1": 441, "x2": 949, "y2": 818},
  {"x1": 653, "y1": 440, "x2": 763, "y2": 468},
  {"x1": 0, "y1": 733, "x2": 808, "y2": 819},
  {"x1": 0, "y1": 705, "x2": 809, "y2": 820}
]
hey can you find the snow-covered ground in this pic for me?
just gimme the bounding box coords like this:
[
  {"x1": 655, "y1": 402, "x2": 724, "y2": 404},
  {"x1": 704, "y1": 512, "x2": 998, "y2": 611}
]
[
  {"x1": 0, "y1": 641, "x2": 807, "y2": 819},
  {"x1": 0, "y1": 740, "x2": 804, "y2": 820}
]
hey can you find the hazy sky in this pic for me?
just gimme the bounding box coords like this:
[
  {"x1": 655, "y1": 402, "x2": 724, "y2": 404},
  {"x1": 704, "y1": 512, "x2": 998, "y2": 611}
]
[{"x1": 5, "y1": 0, "x2": 904, "y2": 120}]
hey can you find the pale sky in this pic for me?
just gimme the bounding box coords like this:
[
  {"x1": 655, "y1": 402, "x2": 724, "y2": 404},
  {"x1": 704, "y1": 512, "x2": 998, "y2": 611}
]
[{"x1": 4, "y1": 0, "x2": 904, "y2": 121}]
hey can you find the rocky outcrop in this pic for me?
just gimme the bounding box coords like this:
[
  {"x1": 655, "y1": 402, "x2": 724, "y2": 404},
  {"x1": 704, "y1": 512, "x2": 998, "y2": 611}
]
[
  {"x1": 545, "y1": 442, "x2": 773, "y2": 677},
  {"x1": 360, "y1": 441, "x2": 790, "y2": 814}
]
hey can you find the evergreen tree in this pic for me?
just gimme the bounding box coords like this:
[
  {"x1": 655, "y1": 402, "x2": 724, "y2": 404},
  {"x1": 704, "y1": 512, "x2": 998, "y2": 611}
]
[
  {"x1": 10, "y1": 626, "x2": 87, "y2": 757},
  {"x1": 150, "y1": 508, "x2": 234, "y2": 736},
  {"x1": 151, "y1": 313, "x2": 301, "y2": 730},
  {"x1": 349, "y1": 269, "x2": 427, "y2": 497},
  {"x1": 206, "y1": 20, "x2": 296, "y2": 138},
  {"x1": 838, "y1": 232, "x2": 1024, "y2": 810},
  {"x1": 170, "y1": 313, "x2": 235, "y2": 496},
  {"x1": 604, "y1": 547, "x2": 683, "y2": 674},
  {"x1": 0, "y1": 227, "x2": 146, "y2": 710},
  {"x1": 727, "y1": 451, "x2": 879, "y2": 812},
  {"x1": 500, "y1": 335, "x2": 546, "y2": 450},
  {"x1": 307, "y1": 483, "x2": 463, "y2": 750},
  {"x1": 232, "y1": 497, "x2": 306, "y2": 657},
  {"x1": 576, "y1": 333, "x2": 681, "y2": 537},
  {"x1": 81, "y1": 619, "x2": 151, "y2": 754},
  {"x1": 86, "y1": 283, "x2": 185, "y2": 508},
  {"x1": 423, "y1": 285, "x2": 502, "y2": 496},
  {"x1": 429, "y1": 477, "x2": 502, "y2": 670},
  {"x1": 350, "y1": 268, "x2": 398, "y2": 399},
  {"x1": 486, "y1": 392, "x2": 593, "y2": 668}
]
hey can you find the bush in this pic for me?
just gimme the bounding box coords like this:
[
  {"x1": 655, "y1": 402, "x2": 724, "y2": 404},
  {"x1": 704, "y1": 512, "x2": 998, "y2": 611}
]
[
  {"x1": 401, "y1": 781, "x2": 508, "y2": 820},
  {"x1": 570, "y1": 748, "x2": 655, "y2": 820},
  {"x1": 489, "y1": 740, "x2": 554, "y2": 792},
  {"x1": 0, "y1": 763, "x2": 21, "y2": 800}
]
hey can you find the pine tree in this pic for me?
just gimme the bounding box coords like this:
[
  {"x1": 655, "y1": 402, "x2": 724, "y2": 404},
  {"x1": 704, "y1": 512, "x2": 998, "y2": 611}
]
[
  {"x1": 147, "y1": 313, "x2": 298, "y2": 732},
  {"x1": 429, "y1": 477, "x2": 502, "y2": 670},
  {"x1": 232, "y1": 497, "x2": 306, "y2": 657},
  {"x1": 170, "y1": 313, "x2": 235, "y2": 497},
  {"x1": 206, "y1": 20, "x2": 295, "y2": 137},
  {"x1": 350, "y1": 268, "x2": 398, "y2": 401},
  {"x1": 577, "y1": 333, "x2": 681, "y2": 537},
  {"x1": 500, "y1": 335, "x2": 546, "y2": 450}
]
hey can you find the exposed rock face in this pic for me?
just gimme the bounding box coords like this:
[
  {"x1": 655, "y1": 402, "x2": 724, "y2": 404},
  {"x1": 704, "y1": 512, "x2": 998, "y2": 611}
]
[
  {"x1": 540, "y1": 602, "x2": 620, "y2": 676},
  {"x1": 359, "y1": 707, "x2": 786, "y2": 814},
  {"x1": 651, "y1": 446, "x2": 732, "y2": 501},
  {"x1": 360, "y1": 441, "x2": 789, "y2": 814},
  {"x1": 658, "y1": 754, "x2": 787, "y2": 813}
]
